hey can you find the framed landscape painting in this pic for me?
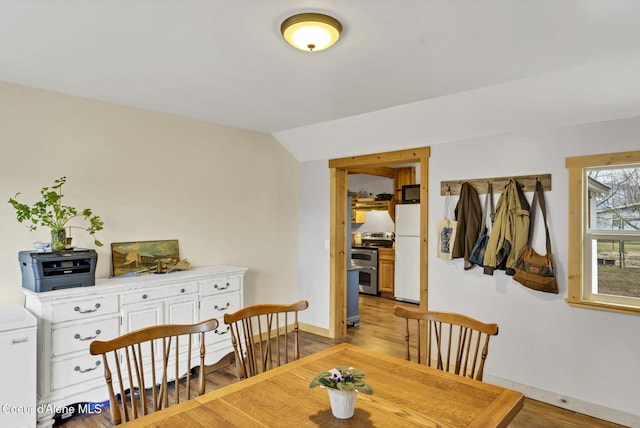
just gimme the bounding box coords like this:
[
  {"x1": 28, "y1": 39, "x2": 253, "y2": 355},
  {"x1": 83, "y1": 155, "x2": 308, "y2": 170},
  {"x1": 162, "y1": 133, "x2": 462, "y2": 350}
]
[{"x1": 111, "y1": 239, "x2": 180, "y2": 277}]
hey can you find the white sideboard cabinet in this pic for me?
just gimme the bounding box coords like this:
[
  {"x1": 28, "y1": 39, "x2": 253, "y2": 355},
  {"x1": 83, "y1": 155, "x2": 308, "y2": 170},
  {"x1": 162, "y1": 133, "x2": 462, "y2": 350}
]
[{"x1": 23, "y1": 265, "x2": 246, "y2": 428}]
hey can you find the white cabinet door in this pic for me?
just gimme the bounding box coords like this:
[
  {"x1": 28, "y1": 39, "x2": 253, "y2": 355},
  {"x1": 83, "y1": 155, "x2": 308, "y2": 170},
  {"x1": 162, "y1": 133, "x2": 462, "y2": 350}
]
[
  {"x1": 165, "y1": 297, "x2": 200, "y2": 374},
  {"x1": 122, "y1": 302, "x2": 163, "y2": 333},
  {"x1": 0, "y1": 309, "x2": 36, "y2": 428},
  {"x1": 167, "y1": 297, "x2": 198, "y2": 325}
]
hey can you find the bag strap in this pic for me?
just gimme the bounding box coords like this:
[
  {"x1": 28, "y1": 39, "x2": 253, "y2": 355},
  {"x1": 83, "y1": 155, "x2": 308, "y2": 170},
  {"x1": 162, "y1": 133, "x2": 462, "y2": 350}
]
[
  {"x1": 488, "y1": 183, "x2": 495, "y2": 224},
  {"x1": 479, "y1": 183, "x2": 494, "y2": 235},
  {"x1": 444, "y1": 190, "x2": 454, "y2": 219},
  {"x1": 527, "y1": 180, "x2": 552, "y2": 253}
]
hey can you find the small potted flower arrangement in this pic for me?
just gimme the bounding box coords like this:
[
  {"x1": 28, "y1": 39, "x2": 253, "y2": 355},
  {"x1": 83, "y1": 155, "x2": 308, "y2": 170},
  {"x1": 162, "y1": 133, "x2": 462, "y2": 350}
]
[{"x1": 309, "y1": 366, "x2": 373, "y2": 419}]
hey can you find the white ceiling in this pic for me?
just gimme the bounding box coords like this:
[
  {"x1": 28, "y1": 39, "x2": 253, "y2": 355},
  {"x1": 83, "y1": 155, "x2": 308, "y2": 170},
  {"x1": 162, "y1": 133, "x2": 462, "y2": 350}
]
[{"x1": 2, "y1": 1, "x2": 640, "y2": 161}]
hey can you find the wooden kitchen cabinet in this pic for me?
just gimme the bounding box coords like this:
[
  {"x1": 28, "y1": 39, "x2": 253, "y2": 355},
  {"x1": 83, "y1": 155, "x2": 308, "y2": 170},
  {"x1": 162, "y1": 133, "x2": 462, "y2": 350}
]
[
  {"x1": 394, "y1": 166, "x2": 416, "y2": 202},
  {"x1": 352, "y1": 208, "x2": 366, "y2": 224},
  {"x1": 353, "y1": 200, "x2": 396, "y2": 221},
  {"x1": 378, "y1": 248, "x2": 395, "y2": 296}
]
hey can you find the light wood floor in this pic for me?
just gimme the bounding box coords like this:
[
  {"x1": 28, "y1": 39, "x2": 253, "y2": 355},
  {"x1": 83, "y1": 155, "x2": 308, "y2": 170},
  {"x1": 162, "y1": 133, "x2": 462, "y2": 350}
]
[{"x1": 58, "y1": 295, "x2": 626, "y2": 428}]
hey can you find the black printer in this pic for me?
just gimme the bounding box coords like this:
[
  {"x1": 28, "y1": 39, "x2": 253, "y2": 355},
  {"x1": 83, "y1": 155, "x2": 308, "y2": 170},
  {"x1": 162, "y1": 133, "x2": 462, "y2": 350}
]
[{"x1": 19, "y1": 249, "x2": 98, "y2": 292}]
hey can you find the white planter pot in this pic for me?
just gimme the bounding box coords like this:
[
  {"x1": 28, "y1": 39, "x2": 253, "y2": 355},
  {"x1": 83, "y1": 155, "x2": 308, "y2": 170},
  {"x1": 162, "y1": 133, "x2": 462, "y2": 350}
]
[{"x1": 326, "y1": 388, "x2": 358, "y2": 419}]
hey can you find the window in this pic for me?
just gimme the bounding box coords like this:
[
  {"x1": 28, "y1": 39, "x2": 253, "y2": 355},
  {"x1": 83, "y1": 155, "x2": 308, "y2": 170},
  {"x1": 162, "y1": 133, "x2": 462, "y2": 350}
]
[{"x1": 566, "y1": 151, "x2": 640, "y2": 314}]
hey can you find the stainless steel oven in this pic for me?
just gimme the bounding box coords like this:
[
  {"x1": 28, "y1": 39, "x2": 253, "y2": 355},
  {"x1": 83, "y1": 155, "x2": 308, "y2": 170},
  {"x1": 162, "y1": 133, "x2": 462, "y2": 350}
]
[{"x1": 351, "y1": 247, "x2": 378, "y2": 295}]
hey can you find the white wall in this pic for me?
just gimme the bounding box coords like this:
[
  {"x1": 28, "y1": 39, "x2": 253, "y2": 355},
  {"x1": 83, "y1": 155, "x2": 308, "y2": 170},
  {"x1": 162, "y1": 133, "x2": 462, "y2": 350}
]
[
  {"x1": 0, "y1": 81, "x2": 300, "y2": 308},
  {"x1": 297, "y1": 160, "x2": 330, "y2": 329},
  {"x1": 298, "y1": 116, "x2": 640, "y2": 423}
]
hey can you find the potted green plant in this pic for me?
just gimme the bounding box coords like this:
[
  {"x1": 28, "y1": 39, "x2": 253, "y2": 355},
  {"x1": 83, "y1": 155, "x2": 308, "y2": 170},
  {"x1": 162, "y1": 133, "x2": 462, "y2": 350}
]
[{"x1": 8, "y1": 176, "x2": 104, "y2": 250}]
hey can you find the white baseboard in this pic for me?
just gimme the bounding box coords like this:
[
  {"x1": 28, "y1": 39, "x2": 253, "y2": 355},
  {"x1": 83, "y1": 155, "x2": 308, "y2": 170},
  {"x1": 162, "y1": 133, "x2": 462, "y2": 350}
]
[{"x1": 484, "y1": 374, "x2": 640, "y2": 428}]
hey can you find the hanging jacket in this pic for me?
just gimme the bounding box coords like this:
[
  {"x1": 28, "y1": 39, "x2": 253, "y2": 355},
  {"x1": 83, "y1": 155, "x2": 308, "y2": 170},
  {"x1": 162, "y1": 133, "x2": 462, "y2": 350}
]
[
  {"x1": 483, "y1": 179, "x2": 530, "y2": 276},
  {"x1": 452, "y1": 182, "x2": 482, "y2": 270}
]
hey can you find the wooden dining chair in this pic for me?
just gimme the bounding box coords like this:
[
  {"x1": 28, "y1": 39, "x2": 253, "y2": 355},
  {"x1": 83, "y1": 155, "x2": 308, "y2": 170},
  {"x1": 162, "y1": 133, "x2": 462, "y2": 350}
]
[
  {"x1": 224, "y1": 300, "x2": 309, "y2": 379},
  {"x1": 89, "y1": 318, "x2": 219, "y2": 425},
  {"x1": 393, "y1": 306, "x2": 498, "y2": 381}
]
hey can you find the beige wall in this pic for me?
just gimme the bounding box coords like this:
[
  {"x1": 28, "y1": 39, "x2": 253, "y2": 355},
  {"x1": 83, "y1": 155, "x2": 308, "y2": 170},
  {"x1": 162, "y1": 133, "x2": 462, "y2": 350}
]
[{"x1": 0, "y1": 81, "x2": 299, "y2": 306}]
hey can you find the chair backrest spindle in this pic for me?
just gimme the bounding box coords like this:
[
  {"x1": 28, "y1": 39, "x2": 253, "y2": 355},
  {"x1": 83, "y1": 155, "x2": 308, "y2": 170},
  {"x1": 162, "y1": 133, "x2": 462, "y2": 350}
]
[
  {"x1": 90, "y1": 318, "x2": 219, "y2": 425},
  {"x1": 224, "y1": 300, "x2": 309, "y2": 379},
  {"x1": 393, "y1": 306, "x2": 498, "y2": 381}
]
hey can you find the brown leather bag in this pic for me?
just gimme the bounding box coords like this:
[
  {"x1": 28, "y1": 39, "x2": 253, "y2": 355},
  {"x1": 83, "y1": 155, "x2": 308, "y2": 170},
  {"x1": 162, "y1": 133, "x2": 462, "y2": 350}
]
[{"x1": 513, "y1": 180, "x2": 559, "y2": 294}]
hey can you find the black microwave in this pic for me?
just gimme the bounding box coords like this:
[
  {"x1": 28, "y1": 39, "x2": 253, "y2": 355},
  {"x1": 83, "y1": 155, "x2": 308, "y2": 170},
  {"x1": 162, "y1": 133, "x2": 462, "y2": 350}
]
[{"x1": 401, "y1": 184, "x2": 420, "y2": 204}]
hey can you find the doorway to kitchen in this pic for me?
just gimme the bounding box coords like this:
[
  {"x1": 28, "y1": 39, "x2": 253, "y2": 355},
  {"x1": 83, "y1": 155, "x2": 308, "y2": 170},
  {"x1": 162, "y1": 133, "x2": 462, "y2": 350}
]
[{"x1": 328, "y1": 147, "x2": 430, "y2": 338}]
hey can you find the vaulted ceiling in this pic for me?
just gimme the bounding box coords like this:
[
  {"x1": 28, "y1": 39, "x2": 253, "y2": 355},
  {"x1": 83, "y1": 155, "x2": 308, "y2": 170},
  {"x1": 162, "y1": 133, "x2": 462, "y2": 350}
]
[{"x1": 3, "y1": 1, "x2": 640, "y2": 161}]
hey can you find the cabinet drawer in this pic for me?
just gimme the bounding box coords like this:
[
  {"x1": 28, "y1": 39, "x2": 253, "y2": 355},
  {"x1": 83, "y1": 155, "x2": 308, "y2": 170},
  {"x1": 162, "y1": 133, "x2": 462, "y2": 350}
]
[
  {"x1": 122, "y1": 283, "x2": 198, "y2": 305},
  {"x1": 52, "y1": 295, "x2": 119, "y2": 323},
  {"x1": 207, "y1": 321, "x2": 233, "y2": 346},
  {"x1": 200, "y1": 293, "x2": 240, "y2": 347},
  {"x1": 52, "y1": 317, "x2": 119, "y2": 357},
  {"x1": 201, "y1": 293, "x2": 241, "y2": 319},
  {"x1": 199, "y1": 276, "x2": 241, "y2": 297},
  {"x1": 51, "y1": 354, "x2": 104, "y2": 391}
]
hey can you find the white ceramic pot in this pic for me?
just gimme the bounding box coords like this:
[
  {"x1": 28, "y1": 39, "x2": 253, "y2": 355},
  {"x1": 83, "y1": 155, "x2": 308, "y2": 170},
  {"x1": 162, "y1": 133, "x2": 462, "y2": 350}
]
[{"x1": 326, "y1": 388, "x2": 358, "y2": 419}]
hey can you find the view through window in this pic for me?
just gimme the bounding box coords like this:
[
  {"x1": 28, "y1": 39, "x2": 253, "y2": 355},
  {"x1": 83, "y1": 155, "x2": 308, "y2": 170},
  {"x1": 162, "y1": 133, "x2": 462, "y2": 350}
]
[{"x1": 587, "y1": 167, "x2": 640, "y2": 302}]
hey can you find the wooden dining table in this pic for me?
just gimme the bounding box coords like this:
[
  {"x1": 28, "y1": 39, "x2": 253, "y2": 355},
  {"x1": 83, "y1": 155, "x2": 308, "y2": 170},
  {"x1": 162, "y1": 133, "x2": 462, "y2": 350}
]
[{"x1": 120, "y1": 342, "x2": 524, "y2": 427}]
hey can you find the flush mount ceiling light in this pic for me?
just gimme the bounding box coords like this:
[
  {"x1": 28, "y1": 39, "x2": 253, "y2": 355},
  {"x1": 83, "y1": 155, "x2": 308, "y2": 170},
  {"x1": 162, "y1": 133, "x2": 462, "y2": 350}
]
[{"x1": 280, "y1": 13, "x2": 342, "y2": 52}]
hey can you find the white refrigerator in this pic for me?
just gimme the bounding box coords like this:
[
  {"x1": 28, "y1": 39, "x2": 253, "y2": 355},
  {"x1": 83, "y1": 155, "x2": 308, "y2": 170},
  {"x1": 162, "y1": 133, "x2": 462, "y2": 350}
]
[{"x1": 394, "y1": 204, "x2": 421, "y2": 303}]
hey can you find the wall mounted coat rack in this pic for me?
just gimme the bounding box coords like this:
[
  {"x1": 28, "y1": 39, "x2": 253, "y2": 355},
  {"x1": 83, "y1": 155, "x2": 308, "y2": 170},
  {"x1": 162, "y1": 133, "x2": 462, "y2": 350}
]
[{"x1": 440, "y1": 174, "x2": 552, "y2": 196}]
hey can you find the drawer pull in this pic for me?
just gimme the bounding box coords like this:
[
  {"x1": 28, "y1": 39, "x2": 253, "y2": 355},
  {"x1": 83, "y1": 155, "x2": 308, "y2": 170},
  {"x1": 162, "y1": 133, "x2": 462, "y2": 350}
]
[
  {"x1": 142, "y1": 294, "x2": 148, "y2": 299},
  {"x1": 74, "y1": 303, "x2": 101, "y2": 314},
  {"x1": 181, "y1": 288, "x2": 186, "y2": 293},
  {"x1": 214, "y1": 282, "x2": 230, "y2": 290},
  {"x1": 214, "y1": 302, "x2": 231, "y2": 311},
  {"x1": 214, "y1": 326, "x2": 230, "y2": 335},
  {"x1": 75, "y1": 361, "x2": 101, "y2": 373},
  {"x1": 74, "y1": 330, "x2": 101, "y2": 341}
]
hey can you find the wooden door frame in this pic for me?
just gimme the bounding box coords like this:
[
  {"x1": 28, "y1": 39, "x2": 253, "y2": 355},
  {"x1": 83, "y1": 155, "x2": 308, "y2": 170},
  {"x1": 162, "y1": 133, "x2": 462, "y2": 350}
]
[{"x1": 328, "y1": 147, "x2": 430, "y2": 338}]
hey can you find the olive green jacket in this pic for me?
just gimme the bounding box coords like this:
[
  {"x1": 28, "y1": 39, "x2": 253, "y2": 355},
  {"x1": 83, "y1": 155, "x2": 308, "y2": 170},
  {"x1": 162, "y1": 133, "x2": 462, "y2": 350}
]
[{"x1": 483, "y1": 179, "x2": 530, "y2": 276}]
